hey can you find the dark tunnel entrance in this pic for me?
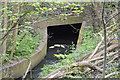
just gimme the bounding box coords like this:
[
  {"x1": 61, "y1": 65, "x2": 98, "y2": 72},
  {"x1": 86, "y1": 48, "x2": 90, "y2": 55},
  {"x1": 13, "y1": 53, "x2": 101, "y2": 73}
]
[
  {"x1": 47, "y1": 23, "x2": 82, "y2": 61},
  {"x1": 47, "y1": 23, "x2": 82, "y2": 48}
]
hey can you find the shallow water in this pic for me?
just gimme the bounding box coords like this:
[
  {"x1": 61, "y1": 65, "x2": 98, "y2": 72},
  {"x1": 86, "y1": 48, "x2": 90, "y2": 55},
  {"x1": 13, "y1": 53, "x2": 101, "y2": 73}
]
[{"x1": 26, "y1": 43, "x2": 73, "y2": 78}]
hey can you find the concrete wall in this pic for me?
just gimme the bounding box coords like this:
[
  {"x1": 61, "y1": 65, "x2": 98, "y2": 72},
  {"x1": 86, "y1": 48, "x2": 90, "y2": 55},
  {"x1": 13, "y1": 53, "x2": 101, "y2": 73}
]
[
  {"x1": 33, "y1": 16, "x2": 83, "y2": 28},
  {"x1": 76, "y1": 21, "x2": 86, "y2": 49},
  {"x1": 1, "y1": 28, "x2": 47, "y2": 78}
]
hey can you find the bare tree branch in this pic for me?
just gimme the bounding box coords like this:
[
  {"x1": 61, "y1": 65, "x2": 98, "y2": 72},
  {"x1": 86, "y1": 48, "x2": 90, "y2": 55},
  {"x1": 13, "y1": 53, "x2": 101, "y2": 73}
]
[{"x1": 102, "y1": 1, "x2": 107, "y2": 78}]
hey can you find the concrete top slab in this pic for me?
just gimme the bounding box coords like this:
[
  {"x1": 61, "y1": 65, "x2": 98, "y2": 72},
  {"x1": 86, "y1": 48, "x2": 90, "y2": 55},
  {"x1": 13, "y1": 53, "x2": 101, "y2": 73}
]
[{"x1": 33, "y1": 16, "x2": 83, "y2": 28}]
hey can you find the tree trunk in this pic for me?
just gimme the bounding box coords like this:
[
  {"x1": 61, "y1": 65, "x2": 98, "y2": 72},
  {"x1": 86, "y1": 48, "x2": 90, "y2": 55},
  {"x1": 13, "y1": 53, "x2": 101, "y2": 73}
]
[
  {"x1": 10, "y1": 3, "x2": 21, "y2": 59},
  {"x1": 1, "y1": 0, "x2": 7, "y2": 54},
  {"x1": 0, "y1": 2, "x2": 3, "y2": 80}
]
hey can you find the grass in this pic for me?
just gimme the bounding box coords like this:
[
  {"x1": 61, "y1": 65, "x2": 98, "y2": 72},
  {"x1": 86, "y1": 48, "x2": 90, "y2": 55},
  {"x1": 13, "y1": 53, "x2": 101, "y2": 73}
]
[{"x1": 3, "y1": 29, "x2": 43, "y2": 64}]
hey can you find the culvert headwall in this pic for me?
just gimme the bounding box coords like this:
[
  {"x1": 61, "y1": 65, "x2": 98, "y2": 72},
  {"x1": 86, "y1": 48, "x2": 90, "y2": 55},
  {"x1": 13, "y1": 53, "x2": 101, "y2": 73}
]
[{"x1": 1, "y1": 16, "x2": 84, "y2": 78}]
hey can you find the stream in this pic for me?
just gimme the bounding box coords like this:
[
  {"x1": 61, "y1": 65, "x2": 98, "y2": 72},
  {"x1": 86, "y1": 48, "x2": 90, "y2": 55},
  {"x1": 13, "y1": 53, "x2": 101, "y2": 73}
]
[
  {"x1": 25, "y1": 23, "x2": 81, "y2": 78},
  {"x1": 26, "y1": 38, "x2": 76, "y2": 78}
]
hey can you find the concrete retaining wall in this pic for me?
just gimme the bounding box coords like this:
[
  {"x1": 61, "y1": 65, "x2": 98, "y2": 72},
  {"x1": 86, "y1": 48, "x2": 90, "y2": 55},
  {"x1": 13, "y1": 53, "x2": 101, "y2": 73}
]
[{"x1": 1, "y1": 28, "x2": 47, "y2": 78}]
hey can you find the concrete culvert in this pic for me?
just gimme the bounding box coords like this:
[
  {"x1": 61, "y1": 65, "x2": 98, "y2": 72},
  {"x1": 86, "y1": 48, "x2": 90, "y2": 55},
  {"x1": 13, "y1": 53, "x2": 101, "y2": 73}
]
[{"x1": 26, "y1": 23, "x2": 82, "y2": 78}]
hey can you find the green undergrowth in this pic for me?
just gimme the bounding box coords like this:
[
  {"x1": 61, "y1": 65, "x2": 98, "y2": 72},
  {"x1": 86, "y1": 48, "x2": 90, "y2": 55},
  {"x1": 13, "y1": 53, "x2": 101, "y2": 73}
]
[
  {"x1": 39, "y1": 26, "x2": 100, "y2": 78},
  {"x1": 3, "y1": 30, "x2": 43, "y2": 64}
]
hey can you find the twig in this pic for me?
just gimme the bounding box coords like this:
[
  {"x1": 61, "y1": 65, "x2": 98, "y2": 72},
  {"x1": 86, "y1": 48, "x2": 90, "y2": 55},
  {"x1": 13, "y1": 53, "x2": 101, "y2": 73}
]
[
  {"x1": 22, "y1": 60, "x2": 31, "y2": 79},
  {"x1": 105, "y1": 11, "x2": 120, "y2": 25},
  {"x1": 88, "y1": 38, "x2": 103, "y2": 59},
  {"x1": 88, "y1": 30, "x2": 103, "y2": 59},
  {"x1": 45, "y1": 61, "x2": 103, "y2": 78},
  {"x1": 105, "y1": 72, "x2": 119, "y2": 78},
  {"x1": 99, "y1": 23, "x2": 116, "y2": 34},
  {"x1": 99, "y1": 39, "x2": 113, "y2": 51},
  {"x1": 90, "y1": 51, "x2": 118, "y2": 62},
  {"x1": 75, "y1": 61, "x2": 103, "y2": 73},
  {"x1": 69, "y1": 24, "x2": 79, "y2": 32},
  {"x1": 95, "y1": 59, "x2": 104, "y2": 66},
  {"x1": 93, "y1": 44, "x2": 118, "y2": 58},
  {"x1": 45, "y1": 67, "x2": 66, "y2": 78},
  {"x1": 108, "y1": 55, "x2": 119, "y2": 64}
]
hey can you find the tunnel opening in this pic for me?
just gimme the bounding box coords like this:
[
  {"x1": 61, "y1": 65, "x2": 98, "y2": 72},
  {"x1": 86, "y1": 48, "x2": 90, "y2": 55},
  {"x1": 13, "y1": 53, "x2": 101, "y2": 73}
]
[
  {"x1": 46, "y1": 23, "x2": 82, "y2": 62},
  {"x1": 47, "y1": 23, "x2": 82, "y2": 52}
]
